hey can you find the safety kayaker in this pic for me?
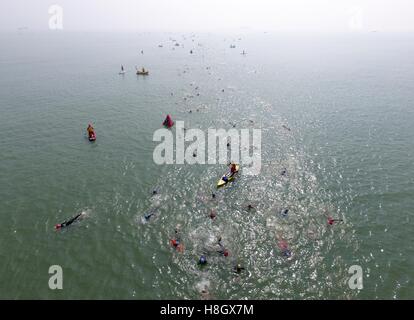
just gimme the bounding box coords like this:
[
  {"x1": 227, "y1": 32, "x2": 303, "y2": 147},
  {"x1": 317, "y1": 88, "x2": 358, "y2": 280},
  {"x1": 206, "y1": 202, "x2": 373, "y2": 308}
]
[
  {"x1": 87, "y1": 123, "x2": 95, "y2": 138},
  {"x1": 230, "y1": 163, "x2": 238, "y2": 174}
]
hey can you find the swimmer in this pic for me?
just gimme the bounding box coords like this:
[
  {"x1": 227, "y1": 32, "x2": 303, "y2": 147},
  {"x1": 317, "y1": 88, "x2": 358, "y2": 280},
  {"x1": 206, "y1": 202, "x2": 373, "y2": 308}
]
[
  {"x1": 280, "y1": 208, "x2": 289, "y2": 217},
  {"x1": 55, "y1": 212, "x2": 85, "y2": 230},
  {"x1": 198, "y1": 255, "x2": 207, "y2": 265},
  {"x1": 217, "y1": 237, "x2": 229, "y2": 257},
  {"x1": 247, "y1": 204, "x2": 254, "y2": 211},
  {"x1": 209, "y1": 209, "x2": 217, "y2": 220},
  {"x1": 144, "y1": 211, "x2": 156, "y2": 221},
  {"x1": 277, "y1": 234, "x2": 293, "y2": 259},
  {"x1": 170, "y1": 227, "x2": 184, "y2": 252},
  {"x1": 281, "y1": 248, "x2": 292, "y2": 258},
  {"x1": 233, "y1": 264, "x2": 245, "y2": 274},
  {"x1": 281, "y1": 168, "x2": 287, "y2": 176},
  {"x1": 327, "y1": 217, "x2": 343, "y2": 225}
]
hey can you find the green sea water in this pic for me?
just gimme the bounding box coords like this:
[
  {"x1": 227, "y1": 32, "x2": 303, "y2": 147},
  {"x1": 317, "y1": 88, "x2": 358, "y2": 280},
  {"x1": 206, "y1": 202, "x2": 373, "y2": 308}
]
[{"x1": 0, "y1": 31, "x2": 413, "y2": 299}]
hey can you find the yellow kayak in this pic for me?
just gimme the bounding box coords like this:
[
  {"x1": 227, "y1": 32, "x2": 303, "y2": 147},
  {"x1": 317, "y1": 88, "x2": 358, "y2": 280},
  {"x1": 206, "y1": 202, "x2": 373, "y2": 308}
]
[
  {"x1": 137, "y1": 70, "x2": 149, "y2": 75},
  {"x1": 217, "y1": 164, "x2": 240, "y2": 187}
]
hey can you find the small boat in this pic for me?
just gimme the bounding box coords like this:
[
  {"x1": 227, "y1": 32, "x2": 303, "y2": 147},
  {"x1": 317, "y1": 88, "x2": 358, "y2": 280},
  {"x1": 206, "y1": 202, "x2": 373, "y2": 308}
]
[
  {"x1": 217, "y1": 164, "x2": 240, "y2": 187},
  {"x1": 119, "y1": 65, "x2": 125, "y2": 74},
  {"x1": 136, "y1": 67, "x2": 149, "y2": 75}
]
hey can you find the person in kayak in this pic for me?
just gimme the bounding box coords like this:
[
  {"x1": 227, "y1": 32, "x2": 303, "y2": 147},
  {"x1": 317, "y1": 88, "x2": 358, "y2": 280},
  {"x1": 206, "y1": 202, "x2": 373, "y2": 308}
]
[
  {"x1": 163, "y1": 114, "x2": 174, "y2": 128},
  {"x1": 230, "y1": 163, "x2": 238, "y2": 174},
  {"x1": 55, "y1": 212, "x2": 84, "y2": 230},
  {"x1": 87, "y1": 123, "x2": 95, "y2": 138}
]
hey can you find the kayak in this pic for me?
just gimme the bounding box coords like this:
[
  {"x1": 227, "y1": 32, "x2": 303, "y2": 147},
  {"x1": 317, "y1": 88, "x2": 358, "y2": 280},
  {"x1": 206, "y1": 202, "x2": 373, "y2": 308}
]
[
  {"x1": 137, "y1": 70, "x2": 149, "y2": 75},
  {"x1": 119, "y1": 71, "x2": 125, "y2": 75},
  {"x1": 89, "y1": 132, "x2": 96, "y2": 141},
  {"x1": 217, "y1": 164, "x2": 240, "y2": 187}
]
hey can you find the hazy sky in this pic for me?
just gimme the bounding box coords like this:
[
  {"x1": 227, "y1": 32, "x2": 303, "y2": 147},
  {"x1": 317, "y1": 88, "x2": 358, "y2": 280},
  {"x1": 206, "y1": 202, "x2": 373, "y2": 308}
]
[{"x1": 1, "y1": 0, "x2": 414, "y2": 32}]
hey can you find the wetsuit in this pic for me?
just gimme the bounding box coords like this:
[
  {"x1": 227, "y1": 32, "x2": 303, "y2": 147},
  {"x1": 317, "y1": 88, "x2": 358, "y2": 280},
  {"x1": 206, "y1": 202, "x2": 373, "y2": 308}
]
[{"x1": 56, "y1": 213, "x2": 82, "y2": 229}]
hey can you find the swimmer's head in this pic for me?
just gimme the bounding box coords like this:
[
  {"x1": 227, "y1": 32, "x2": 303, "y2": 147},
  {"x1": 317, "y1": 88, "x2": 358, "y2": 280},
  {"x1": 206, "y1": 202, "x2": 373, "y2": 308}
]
[{"x1": 199, "y1": 255, "x2": 207, "y2": 265}]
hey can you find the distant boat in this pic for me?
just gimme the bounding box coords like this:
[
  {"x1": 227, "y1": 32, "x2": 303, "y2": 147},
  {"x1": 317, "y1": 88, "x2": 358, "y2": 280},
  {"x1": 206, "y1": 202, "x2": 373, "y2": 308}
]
[
  {"x1": 230, "y1": 45, "x2": 236, "y2": 48},
  {"x1": 119, "y1": 65, "x2": 125, "y2": 74},
  {"x1": 241, "y1": 50, "x2": 246, "y2": 55},
  {"x1": 136, "y1": 67, "x2": 149, "y2": 75}
]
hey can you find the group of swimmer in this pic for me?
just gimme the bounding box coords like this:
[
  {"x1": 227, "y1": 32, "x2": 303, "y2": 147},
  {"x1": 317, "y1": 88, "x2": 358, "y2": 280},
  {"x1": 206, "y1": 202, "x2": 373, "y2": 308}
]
[{"x1": 54, "y1": 100, "x2": 344, "y2": 300}]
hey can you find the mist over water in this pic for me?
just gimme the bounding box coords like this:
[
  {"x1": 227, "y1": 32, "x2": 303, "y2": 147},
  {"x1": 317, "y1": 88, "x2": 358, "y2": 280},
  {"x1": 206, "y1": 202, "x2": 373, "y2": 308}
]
[{"x1": 0, "y1": 31, "x2": 413, "y2": 299}]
